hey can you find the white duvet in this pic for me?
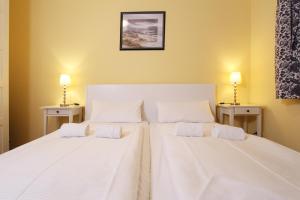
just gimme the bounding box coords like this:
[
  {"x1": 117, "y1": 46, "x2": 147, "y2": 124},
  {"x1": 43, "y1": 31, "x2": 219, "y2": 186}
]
[
  {"x1": 150, "y1": 123, "x2": 300, "y2": 200},
  {"x1": 0, "y1": 122, "x2": 149, "y2": 200}
]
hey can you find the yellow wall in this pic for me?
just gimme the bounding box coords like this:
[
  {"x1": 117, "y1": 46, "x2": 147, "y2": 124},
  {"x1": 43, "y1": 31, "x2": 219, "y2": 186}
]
[
  {"x1": 10, "y1": 0, "x2": 251, "y2": 147},
  {"x1": 9, "y1": 0, "x2": 300, "y2": 151},
  {"x1": 250, "y1": 0, "x2": 300, "y2": 152}
]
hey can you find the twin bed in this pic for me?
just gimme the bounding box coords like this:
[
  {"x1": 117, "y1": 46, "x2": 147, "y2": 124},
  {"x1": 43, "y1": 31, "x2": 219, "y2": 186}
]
[
  {"x1": 0, "y1": 122, "x2": 148, "y2": 200},
  {"x1": 0, "y1": 84, "x2": 299, "y2": 200},
  {"x1": 151, "y1": 123, "x2": 300, "y2": 200}
]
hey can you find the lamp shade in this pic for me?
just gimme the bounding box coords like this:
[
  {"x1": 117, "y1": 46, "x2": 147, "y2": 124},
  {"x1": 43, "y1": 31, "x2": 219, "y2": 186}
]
[
  {"x1": 60, "y1": 74, "x2": 71, "y2": 86},
  {"x1": 230, "y1": 72, "x2": 242, "y2": 85}
]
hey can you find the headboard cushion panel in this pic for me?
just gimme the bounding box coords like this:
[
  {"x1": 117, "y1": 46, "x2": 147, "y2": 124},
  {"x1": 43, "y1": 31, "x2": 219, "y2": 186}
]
[{"x1": 86, "y1": 84, "x2": 216, "y2": 122}]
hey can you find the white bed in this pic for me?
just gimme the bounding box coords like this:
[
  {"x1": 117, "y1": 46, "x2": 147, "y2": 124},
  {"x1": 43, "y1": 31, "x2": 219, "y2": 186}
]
[
  {"x1": 147, "y1": 84, "x2": 300, "y2": 200},
  {"x1": 150, "y1": 123, "x2": 300, "y2": 200},
  {"x1": 0, "y1": 122, "x2": 148, "y2": 200},
  {"x1": 0, "y1": 85, "x2": 153, "y2": 200},
  {"x1": 3, "y1": 83, "x2": 299, "y2": 200}
]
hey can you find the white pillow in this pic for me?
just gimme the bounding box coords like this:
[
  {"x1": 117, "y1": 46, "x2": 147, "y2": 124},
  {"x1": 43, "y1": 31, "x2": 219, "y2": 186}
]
[
  {"x1": 94, "y1": 125, "x2": 121, "y2": 139},
  {"x1": 90, "y1": 100, "x2": 143, "y2": 122},
  {"x1": 212, "y1": 124, "x2": 246, "y2": 141},
  {"x1": 59, "y1": 123, "x2": 88, "y2": 137},
  {"x1": 175, "y1": 122, "x2": 205, "y2": 137},
  {"x1": 157, "y1": 100, "x2": 214, "y2": 123}
]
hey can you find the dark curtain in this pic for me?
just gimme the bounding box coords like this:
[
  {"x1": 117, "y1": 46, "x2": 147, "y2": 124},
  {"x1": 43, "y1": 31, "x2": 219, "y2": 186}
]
[{"x1": 276, "y1": 0, "x2": 300, "y2": 99}]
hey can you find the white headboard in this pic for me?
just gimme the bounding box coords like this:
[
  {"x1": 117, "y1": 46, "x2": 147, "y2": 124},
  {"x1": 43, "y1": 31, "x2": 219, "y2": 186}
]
[{"x1": 85, "y1": 84, "x2": 216, "y2": 122}]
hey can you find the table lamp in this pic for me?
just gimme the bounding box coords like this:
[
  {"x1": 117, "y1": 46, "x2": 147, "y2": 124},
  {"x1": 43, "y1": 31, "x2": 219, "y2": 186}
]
[
  {"x1": 60, "y1": 74, "x2": 71, "y2": 107},
  {"x1": 230, "y1": 72, "x2": 241, "y2": 105}
]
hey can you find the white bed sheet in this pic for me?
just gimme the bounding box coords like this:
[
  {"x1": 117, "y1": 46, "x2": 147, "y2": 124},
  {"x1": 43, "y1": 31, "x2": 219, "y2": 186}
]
[
  {"x1": 150, "y1": 123, "x2": 300, "y2": 200},
  {"x1": 0, "y1": 122, "x2": 150, "y2": 200}
]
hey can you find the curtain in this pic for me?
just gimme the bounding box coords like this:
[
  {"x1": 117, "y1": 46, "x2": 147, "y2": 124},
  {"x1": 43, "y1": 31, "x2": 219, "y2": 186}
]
[{"x1": 276, "y1": 0, "x2": 300, "y2": 99}]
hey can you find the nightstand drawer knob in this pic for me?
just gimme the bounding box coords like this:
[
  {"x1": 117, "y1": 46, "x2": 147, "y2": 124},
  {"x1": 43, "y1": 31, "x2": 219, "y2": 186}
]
[
  {"x1": 56, "y1": 110, "x2": 59, "y2": 114},
  {"x1": 247, "y1": 109, "x2": 250, "y2": 112}
]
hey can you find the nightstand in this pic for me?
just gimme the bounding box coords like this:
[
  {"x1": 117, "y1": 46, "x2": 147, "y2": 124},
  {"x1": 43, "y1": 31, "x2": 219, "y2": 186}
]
[
  {"x1": 41, "y1": 106, "x2": 83, "y2": 135},
  {"x1": 217, "y1": 104, "x2": 262, "y2": 137}
]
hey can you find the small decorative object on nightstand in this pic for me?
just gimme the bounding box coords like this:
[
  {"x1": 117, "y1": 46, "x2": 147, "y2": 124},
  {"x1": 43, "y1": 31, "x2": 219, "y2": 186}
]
[
  {"x1": 217, "y1": 104, "x2": 263, "y2": 137},
  {"x1": 59, "y1": 74, "x2": 71, "y2": 107},
  {"x1": 41, "y1": 105, "x2": 83, "y2": 135},
  {"x1": 230, "y1": 72, "x2": 242, "y2": 105}
]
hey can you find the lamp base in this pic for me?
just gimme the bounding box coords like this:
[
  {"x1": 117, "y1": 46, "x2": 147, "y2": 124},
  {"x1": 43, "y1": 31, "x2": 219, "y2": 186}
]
[
  {"x1": 60, "y1": 103, "x2": 70, "y2": 107},
  {"x1": 230, "y1": 102, "x2": 240, "y2": 106}
]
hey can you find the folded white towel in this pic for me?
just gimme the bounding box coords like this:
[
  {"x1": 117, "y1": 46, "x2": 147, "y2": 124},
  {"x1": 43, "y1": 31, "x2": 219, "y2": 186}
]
[
  {"x1": 94, "y1": 125, "x2": 121, "y2": 139},
  {"x1": 175, "y1": 122, "x2": 204, "y2": 137},
  {"x1": 59, "y1": 123, "x2": 88, "y2": 137},
  {"x1": 212, "y1": 124, "x2": 246, "y2": 141}
]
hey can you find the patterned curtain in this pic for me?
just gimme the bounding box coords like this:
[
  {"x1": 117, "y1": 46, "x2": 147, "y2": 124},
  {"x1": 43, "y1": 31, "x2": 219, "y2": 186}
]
[{"x1": 276, "y1": 0, "x2": 300, "y2": 99}]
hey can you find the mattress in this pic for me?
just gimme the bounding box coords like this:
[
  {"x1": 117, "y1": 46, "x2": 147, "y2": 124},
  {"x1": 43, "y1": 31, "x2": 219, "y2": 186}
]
[
  {"x1": 150, "y1": 123, "x2": 300, "y2": 200},
  {"x1": 0, "y1": 122, "x2": 150, "y2": 200}
]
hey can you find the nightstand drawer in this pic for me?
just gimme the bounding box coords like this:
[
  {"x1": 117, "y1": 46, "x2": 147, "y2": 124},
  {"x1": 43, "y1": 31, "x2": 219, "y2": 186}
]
[
  {"x1": 234, "y1": 107, "x2": 260, "y2": 115},
  {"x1": 47, "y1": 109, "x2": 69, "y2": 115},
  {"x1": 41, "y1": 105, "x2": 83, "y2": 135}
]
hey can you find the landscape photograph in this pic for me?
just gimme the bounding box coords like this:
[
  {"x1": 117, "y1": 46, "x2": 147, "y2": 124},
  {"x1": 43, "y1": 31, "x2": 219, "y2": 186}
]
[{"x1": 120, "y1": 12, "x2": 165, "y2": 50}]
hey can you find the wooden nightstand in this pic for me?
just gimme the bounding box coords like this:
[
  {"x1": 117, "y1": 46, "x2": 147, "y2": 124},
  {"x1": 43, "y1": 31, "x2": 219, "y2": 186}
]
[
  {"x1": 41, "y1": 106, "x2": 83, "y2": 135},
  {"x1": 217, "y1": 104, "x2": 263, "y2": 137}
]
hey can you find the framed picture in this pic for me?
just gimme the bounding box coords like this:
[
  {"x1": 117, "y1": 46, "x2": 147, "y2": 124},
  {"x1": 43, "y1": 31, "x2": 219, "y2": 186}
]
[{"x1": 120, "y1": 11, "x2": 166, "y2": 50}]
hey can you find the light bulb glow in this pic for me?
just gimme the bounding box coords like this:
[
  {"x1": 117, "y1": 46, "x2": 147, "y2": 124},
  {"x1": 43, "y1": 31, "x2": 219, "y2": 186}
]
[
  {"x1": 60, "y1": 74, "x2": 71, "y2": 86},
  {"x1": 230, "y1": 72, "x2": 242, "y2": 85}
]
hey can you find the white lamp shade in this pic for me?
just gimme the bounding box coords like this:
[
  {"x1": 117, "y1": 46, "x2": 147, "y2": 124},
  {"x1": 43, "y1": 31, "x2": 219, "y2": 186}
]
[
  {"x1": 60, "y1": 74, "x2": 71, "y2": 86},
  {"x1": 230, "y1": 72, "x2": 242, "y2": 85}
]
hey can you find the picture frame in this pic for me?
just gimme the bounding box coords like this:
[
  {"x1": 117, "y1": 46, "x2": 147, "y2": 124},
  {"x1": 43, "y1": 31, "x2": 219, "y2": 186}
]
[{"x1": 120, "y1": 11, "x2": 166, "y2": 50}]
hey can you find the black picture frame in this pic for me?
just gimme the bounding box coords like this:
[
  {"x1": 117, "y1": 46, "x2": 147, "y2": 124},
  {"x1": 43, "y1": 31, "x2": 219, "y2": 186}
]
[{"x1": 120, "y1": 11, "x2": 166, "y2": 50}]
